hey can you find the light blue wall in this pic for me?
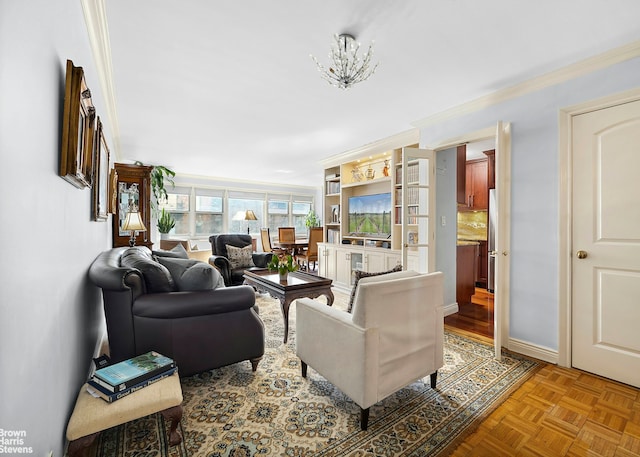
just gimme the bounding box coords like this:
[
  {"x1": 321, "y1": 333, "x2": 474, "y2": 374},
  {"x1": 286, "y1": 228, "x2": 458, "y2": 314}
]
[
  {"x1": 435, "y1": 147, "x2": 458, "y2": 308},
  {"x1": 421, "y1": 56, "x2": 640, "y2": 351},
  {"x1": 0, "y1": 1, "x2": 110, "y2": 455}
]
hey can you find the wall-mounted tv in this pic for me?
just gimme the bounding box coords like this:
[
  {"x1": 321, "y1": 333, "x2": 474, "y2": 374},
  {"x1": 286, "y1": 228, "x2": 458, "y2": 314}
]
[{"x1": 347, "y1": 192, "x2": 392, "y2": 238}]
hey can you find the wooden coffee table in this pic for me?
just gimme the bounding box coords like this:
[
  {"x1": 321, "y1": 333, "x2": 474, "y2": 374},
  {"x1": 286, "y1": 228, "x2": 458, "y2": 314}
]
[{"x1": 244, "y1": 269, "x2": 334, "y2": 343}]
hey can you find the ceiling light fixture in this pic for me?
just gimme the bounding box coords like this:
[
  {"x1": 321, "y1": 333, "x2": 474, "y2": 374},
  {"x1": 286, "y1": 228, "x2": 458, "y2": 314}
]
[{"x1": 311, "y1": 33, "x2": 379, "y2": 90}]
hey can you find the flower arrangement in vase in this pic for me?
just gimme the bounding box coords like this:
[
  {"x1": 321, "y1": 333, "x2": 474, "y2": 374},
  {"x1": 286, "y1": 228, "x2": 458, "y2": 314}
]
[{"x1": 268, "y1": 254, "x2": 298, "y2": 282}]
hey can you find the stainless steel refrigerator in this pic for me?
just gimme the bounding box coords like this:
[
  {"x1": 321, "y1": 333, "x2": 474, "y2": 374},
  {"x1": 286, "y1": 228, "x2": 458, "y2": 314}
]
[{"x1": 487, "y1": 188, "x2": 496, "y2": 292}]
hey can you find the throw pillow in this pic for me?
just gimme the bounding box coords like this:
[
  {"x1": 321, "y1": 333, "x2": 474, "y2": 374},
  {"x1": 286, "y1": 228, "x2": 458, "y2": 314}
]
[
  {"x1": 225, "y1": 244, "x2": 255, "y2": 270},
  {"x1": 152, "y1": 243, "x2": 189, "y2": 259},
  {"x1": 121, "y1": 247, "x2": 176, "y2": 293},
  {"x1": 347, "y1": 264, "x2": 403, "y2": 313},
  {"x1": 156, "y1": 257, "x2": 224, "y2": 291}
]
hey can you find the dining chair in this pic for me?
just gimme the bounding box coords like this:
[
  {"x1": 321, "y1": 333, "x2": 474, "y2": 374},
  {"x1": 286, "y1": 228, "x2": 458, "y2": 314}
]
[
  {"x1": 296, "y1": 227, "x2": 323, "y2": 271},
  {"x1": 278, "y1": 227, "x2": 296, "y2": 242},
  {"x1": 260, "y1": 228, "x2": 285, "y2": 255}
]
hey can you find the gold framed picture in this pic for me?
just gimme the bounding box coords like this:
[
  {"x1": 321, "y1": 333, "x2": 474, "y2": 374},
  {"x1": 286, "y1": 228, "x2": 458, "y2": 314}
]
[
  {"x1": 60, "y1": 59, "x2": 95, "y2": 189},
  {"x1": 92, "y1": 117, "x2": 110, "y2": 221}
]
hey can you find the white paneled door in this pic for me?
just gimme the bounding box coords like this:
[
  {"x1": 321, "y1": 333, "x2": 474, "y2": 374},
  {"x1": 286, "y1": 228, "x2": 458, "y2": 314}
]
[{"x1": 571, "y1": 99, "x2": 640, "y2": 388}]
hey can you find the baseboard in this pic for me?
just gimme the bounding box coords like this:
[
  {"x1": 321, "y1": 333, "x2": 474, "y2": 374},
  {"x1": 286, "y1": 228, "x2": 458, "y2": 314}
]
[
  {"x1": 444, "y1": 302, "x2": 459, "y2": 317},
  {"x1": 508, "y1": 337, "x2": 558, "y2": 364}
]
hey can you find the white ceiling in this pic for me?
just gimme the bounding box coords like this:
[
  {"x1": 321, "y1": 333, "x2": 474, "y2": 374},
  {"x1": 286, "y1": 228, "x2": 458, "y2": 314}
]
[{"x1": 100, "y1": 0, "x2": 640, "y2": 187}]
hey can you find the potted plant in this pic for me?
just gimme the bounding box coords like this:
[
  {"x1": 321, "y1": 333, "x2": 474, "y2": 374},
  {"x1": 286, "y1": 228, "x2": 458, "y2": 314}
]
[
  {"x1": 157, "y1": 208, "x2": 175, "y2": 239},
  {"x1": 304, "y1": 209, "x2": 320, "y2": 231},
  {"x1": 268, "y1": 253, "x2": 298, "y2": 282}
]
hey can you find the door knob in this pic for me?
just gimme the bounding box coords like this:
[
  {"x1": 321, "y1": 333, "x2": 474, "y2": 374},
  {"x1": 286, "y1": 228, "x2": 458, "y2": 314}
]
[{"x1": 576, "y1": 250, "x2": 588, "y2": 259}]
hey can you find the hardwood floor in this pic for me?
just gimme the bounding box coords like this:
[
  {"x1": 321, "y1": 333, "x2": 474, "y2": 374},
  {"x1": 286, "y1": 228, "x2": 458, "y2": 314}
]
[
  {"x1": 446, "y1": 287, "x2": 494, "y2": 338},
  {"x1": 449, "y1": 358, "x2": 640, "y2": 456}
]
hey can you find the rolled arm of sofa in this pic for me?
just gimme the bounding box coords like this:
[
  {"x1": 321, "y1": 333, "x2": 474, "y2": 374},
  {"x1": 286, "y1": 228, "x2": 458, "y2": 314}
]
[
  {"x1": 88, "y1": 247, "x2": 145, "y2": 293},
  {"x1": 210, "y1": 255, "x2": 232, "y2": 283},
  {"x1": 133, "y1": 285, "x2": 256, "y2": 319}
]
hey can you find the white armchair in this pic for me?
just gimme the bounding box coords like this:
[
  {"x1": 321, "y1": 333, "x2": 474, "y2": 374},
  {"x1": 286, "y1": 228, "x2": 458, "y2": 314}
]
[{"x1": 295, "y1": 270, "x2": 444, "y2": 430}]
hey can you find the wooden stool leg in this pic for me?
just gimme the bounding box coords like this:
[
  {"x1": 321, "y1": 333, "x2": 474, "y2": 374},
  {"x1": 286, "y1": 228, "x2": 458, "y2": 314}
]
[
  {"x1": 68, "y1": 432, "x2": 100, "y2": 457},
  {"x1": 160, "y1": 405, "x2": 183, "y2": 446}
]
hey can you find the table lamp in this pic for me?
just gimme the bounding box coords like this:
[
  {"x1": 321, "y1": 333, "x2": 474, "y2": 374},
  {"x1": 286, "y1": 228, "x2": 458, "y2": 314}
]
[
  {"x1": 122, "y1": 209, "x2": 147, "y2": 246},
  {"x1": 233, "y1": 210, "x2": 258, "y2": 234}
]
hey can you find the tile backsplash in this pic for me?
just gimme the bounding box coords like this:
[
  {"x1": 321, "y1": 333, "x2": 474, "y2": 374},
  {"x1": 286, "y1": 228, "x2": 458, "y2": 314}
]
[{"x1": 457, "y1": 210, "x2": 488, "y2": 240}]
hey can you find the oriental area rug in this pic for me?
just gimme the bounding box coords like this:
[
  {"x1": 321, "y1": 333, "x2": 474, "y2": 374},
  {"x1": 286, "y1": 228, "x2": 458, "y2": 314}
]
[{"x1": 91, "y1": 291, "x2": 540, "y2": 457}]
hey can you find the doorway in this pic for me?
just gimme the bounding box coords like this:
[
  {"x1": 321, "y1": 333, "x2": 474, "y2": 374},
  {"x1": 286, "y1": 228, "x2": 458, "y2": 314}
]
[
  {"x1": 446, "y1": 138, "x2": 495, "y2": 339},
  {"x1": 432, "y1": 122, "x2": 511, "y2": 360}
]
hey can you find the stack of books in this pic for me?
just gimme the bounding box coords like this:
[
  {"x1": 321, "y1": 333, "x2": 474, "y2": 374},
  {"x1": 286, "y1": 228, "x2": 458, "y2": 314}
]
[{"x1": 87, "y1": 351, "x2": 177, "y2": 403}]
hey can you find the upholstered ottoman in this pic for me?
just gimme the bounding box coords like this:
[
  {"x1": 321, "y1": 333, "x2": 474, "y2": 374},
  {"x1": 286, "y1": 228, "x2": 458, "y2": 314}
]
[{"x1": 66, "y1": 372, "x2": 183, "y2": 456}]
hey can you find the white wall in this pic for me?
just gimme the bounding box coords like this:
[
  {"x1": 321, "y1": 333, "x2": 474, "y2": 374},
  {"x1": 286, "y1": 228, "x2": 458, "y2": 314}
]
[
  {"x1": 0, "y1": 1, "x2": 110, "y2": 455},
  {"x1": 421, "y1": 57, "x2": 640, "y2": 352},
  {"x1": 435, "y1": 147, "x2": 458, "y2": 308}
]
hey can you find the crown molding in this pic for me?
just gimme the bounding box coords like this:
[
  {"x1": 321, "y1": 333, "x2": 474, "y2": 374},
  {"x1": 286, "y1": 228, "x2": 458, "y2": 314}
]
[
  {"x1": 412, "y1": 40, "x2": 640, "y2": 129},
  {"x1": 320, "y1": 129, "x2": 420, "y2": 167},
  {"x1": 80, "y1": 0, "x2": 121, "y2": 159}
]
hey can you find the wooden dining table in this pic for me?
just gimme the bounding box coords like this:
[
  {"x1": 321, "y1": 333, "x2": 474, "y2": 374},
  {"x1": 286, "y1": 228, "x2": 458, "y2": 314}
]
[{"x1": 273, "y1": 239, "x2": 308, "y2": 256}]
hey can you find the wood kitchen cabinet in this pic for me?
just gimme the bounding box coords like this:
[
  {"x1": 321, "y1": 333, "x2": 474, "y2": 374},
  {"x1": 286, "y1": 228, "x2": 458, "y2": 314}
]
[
  {"x1": 484, "y1": 149, "x2": 495, "y2": 189},
  {"x1": 457, "y1": 243, "x2": 478, "y2": 305},
  {"x1": 457, "y1": 145, "x2": 467, "y2": 205},
  {"x1": 464, "y1": 158, "x2": 488, "y2": 210}
]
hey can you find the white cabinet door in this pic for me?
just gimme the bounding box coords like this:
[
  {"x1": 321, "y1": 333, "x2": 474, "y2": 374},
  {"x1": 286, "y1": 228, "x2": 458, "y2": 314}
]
[
  {"x1": 385, "y1": 251, "x2": 402, "y2": 270},
  {"x1": 365, "y1": 251, "x2": 386, "y2": 272},
  {"x1": 318, "y1": 244, "x2": 336, "y2": 279},
  {"x1": 335, "y1": 247, "x2": 352, "y2": 287}
]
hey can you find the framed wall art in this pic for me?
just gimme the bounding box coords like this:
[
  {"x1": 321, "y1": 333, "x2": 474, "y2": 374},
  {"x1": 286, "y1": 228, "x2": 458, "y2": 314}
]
[
  {"x1": 60, "y1": 59, "x2": 96, "y2": 189},
  {"x1": 92, "y1": 117, "x2": 110, "y2": 221}
]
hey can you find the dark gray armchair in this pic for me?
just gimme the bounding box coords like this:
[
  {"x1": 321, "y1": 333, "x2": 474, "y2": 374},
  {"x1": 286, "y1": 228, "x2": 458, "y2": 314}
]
[
  {"x1": 209, "y1": 234, "x2": 273, "y2": 286},
  {"x1": 88, "y1": 246, "x2": 265, "y2": 376}
]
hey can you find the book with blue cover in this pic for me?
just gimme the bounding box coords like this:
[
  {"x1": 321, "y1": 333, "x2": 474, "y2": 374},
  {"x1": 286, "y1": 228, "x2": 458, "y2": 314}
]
[
  {"x1": 93, "y1": 351, "x2": 175, "y2": 392},
  {"x1": 87, "y1": 367, "x2": 178, "y2": 403}
]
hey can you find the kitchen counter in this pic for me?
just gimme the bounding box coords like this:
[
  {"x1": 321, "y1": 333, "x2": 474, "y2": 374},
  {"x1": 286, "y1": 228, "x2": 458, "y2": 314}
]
[{"x1": 457, "y1": 240, "x2": 480, "y2": 246}]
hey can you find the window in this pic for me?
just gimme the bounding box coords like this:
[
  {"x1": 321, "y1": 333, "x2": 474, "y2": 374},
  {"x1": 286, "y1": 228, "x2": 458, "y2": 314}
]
[
  {"x1": 267, "y1": 199, "x2": 289, "y2": 235},
  {"x1": 228, "y1": 194, "x2": 263, "y2": 235},
  {"x1": 162, "y1": 191, "x2": 190, "y2": 235},
  {"x1": 292, "y1": 201, "x2": 312, "y2": 234},
  {"x1": 195, "y1": 191, "x2": 223, "y2": 235}
]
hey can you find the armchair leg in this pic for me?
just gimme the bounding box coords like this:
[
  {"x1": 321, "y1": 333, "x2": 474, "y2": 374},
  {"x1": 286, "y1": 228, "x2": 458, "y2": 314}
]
[
  {"x1": 430, "y1": 370, "x2": 438, "y2": 388},
  {"x1": 250, "y1": 356, "x2": 262, "y2": 372},
  {"x1": 360, "y1": 407, "x2": 370, "y2": 431},
  {"x1": 301, "y1": 360, "x2": 308, "y2": 378}
]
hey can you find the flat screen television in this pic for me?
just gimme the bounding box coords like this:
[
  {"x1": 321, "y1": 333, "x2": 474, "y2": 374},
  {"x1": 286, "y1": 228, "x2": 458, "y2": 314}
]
[{"x1": 347, "y1": 192, "x2": 392, "y2": 238}]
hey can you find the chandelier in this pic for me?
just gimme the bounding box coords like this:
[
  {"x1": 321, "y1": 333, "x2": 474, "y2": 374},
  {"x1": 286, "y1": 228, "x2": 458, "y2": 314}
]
[{"x1": 311, "y1": 33, "x2": 379, "y2": 90}]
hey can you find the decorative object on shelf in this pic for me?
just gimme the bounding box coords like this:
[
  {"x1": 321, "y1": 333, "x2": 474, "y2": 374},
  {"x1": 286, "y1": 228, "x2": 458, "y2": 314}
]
[
  {"x1": 157, "y1": 208, "x2": 176, "y2": 240},
  {"x1": 311, "y1": 33, "x2": 379, "y2": 90},
  {"x1": 268, "y1": 254, "x2": 298, "y2": 282},
  {"x1": 383, "y1": 159, "x2": 390, "y2": 177},
  {"x1": 365, "y1": 165, "x2": 375, "y2": 180},
  {"x1": 233, "y1": 210, "x2": 258, "y2": 235},
  {"x1": 92, "y1": 117, "x2": 110, "y2": 221},
  {"x1": 122, "y1": 205, "x2": 147, "y2": 247},
  {"x1": 60, "y1": 59, "x2": 96, "y2": 189},
  {"x1": 351, "y1": 166, "x2": 364, "y2": 182}
]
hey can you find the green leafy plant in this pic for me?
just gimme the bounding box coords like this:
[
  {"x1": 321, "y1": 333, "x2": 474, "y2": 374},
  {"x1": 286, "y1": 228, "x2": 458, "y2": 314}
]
[
  {"x1": 134, "y1": 161, "x2": 175, "y2": 215},
  {"x1": 304, "y1": 209, "x2": 320, "y2": 228},
  {"x1": 268, "y1": 254, "x2": 299, "y2": 275},
  {"x1": 157, "y1": 208, "x2": 176, "y2": 234}
]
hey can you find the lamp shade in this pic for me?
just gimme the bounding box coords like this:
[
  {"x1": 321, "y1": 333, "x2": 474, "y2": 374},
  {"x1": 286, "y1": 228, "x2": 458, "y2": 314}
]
[
  {"x1": 122, "y1": 211, "x2": 147, "y2": 232},
  {"x1": 245, "y1": 210, "x2": 258, "y2": 221}
]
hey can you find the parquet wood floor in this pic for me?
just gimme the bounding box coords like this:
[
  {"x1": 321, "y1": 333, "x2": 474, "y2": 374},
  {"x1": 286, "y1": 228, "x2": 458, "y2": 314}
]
[{"x1": 449, "y1": 356, "x2": 640, "y2": 456}]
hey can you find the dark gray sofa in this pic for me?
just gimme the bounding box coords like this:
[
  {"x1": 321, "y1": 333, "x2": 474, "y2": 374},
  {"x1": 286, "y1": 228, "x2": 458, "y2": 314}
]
[{"x1": 88, "y1": 246, "x2": 264, "y2": 376}]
